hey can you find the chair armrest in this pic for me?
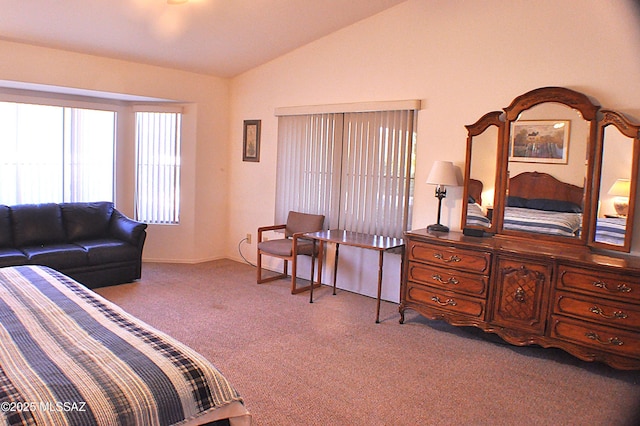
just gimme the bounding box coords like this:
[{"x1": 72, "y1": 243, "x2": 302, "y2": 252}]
[
  {"x1": 258, "y1": 224, "x2": 286, "y2": 242},
  {"x1": 292, "y1": 230, "x2": 314, "y2": 246},
  {"x1": 291, "y1": 231, "x2": 313, "y2": 241},
  {"x1": 292, "y1": 231, "x2": 319, "y2": 256}
]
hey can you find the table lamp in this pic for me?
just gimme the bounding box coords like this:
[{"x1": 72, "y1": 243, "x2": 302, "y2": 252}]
[
  {"x1": 608, "y1": 178, "x2": 630, "y2": 216},
  {"x1": 426, "y1": 160, "x2": 459, "y2": 232}
]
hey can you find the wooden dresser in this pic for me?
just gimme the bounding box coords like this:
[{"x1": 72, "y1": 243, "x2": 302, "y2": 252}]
[{"x1": 400, "y1": 228, "x2": 640, "y2": 370}]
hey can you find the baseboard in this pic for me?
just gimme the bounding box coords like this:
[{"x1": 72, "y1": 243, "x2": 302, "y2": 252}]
[{"x1": 142, "y1": 255, "x2": 226, "y2": 264}]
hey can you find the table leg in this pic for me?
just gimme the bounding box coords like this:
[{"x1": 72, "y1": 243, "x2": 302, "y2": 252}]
[
  {"x1": 310, "y1": 239, "x2": 317, "y2": 303},
  {"x1": 333, "y1": 243, "x2": 340, "y2": 295},
  {"x1": 376, "y1": 250, "x2": 384, "y2": 323}
]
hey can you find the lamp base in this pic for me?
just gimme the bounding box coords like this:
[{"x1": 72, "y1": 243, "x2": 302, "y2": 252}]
[
  {"x1": 613, "y1": 198, "x2": 628, "y2": 216},
  {"x1": 427, "y1": 223, "x2": 450, "y2": 233}
]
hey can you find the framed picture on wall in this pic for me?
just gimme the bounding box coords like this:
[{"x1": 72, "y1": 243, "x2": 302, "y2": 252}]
[
  {"x1": 509, "y1": 120, "x2": 570, "y2": 164},
  {"x1": 243, "y1": 119, "x2": 261, "y2": 162}
]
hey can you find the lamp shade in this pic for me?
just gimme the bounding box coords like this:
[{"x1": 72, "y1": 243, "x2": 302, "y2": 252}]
[
  {"x1": 608, "y1": 179, "x2": 630, "y2": 197},
  {"x1": 426, "y1": 161, "x2": 459, "y2": 186}
]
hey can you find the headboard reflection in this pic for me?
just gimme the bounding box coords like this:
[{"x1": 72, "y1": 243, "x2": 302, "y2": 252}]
[
  {"x1": 508, "y1": 171, "x2": 583, "y2": 206},
  {"x1": 468, "y1": 179, "x2": 483, "y2": 206}
]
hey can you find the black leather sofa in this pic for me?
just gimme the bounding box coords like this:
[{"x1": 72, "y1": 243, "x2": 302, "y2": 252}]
[{"x1": 0, "y1": 202, "x2": 147, "y2": 288}]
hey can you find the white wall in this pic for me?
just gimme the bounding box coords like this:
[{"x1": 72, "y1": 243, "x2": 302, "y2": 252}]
[
  {"x1": 227, "y1": 0, "x2": 640, "y2": 302},
  {"x1": 0, "y1": 40, "x2": 232, "y2": 263}
]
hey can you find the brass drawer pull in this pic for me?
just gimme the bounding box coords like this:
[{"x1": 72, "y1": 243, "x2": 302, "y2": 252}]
[
  {"x1": 433, "y1": 253, "x2": 461, "y2": 263},
  {"x1": 431, "y1": 274, "x2": 459, "y2": 285},
  {"x1": 431, "y1": 296, "x2": 457, "y2": 306},
  {"x1": 585, "y1": 331, "x2": 624, "y2": 346},
  {"x1": 592, "y1": 280, "x2": 632, "y2": 293},
  {"x1": 514, "y1": 287, "x2": 526, "y2": 303},
  {"x1": 589, "y1": 306, "x2": 628, "y2": 320}
]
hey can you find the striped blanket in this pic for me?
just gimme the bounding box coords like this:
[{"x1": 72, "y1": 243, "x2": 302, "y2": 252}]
[
  {"x1": 503, "y1": 207, "x2": 582, "y2": 237},
  {"x1": 594, "y1": 217, "x2": 626, "y2": 246},
  {"x1": 0, "y1": 265, "x2": 249, "y2": 426},
  {"x1": 466, "y1": 203, "x2": 491, "y2": 228}
]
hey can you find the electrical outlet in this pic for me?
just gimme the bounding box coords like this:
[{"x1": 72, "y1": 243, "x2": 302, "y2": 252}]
[{"x1": 246, "y1": 233, "x2": 252, "y2": 244}]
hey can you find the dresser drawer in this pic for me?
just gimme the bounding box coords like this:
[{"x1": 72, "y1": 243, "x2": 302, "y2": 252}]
[
  {"x1": 407, "y1": 263, "x2": 487, "y2": 297},
  {"x1": 553, "y1": 291, "x2": 640, "y2": 331},
  {"x1": 407, "y1": 240, "x2": 491, "y2": 274},
  {"x1": 406, "y1": 282, "x2": 485, "y2": 319},
  {"x1": 557, "y1": 265, "x2": 640, "y2": 303},
  {"x1": 550, "y1": 315, "x2": 640, "y2": 359}
]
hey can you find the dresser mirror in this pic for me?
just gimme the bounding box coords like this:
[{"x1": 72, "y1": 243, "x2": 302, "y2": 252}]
[
  {"x1": 589, "y1": 109, "x2": 640, "y2": 252},
  {"x1": 462, "y1": 111, "x2": 504, "y2": 233},
  {"x1": 502, "y1": 95, "x2": 596, "y2": 244},
  {"x1": 461, "y1": 86, "x2": 640, "y2": 251}
]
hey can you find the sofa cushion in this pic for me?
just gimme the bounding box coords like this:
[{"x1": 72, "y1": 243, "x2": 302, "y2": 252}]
[
  {"x1": 0, "y1": 206, "x2": 12, "y2": 248},
  {"x1": 0, "y1": 248, "x2": 28, "y2": 267},
  {"x1": 75, "y1": 239, "x2": 139, "y2": 265},
  {"x1": 22, "y1": 244, "x2": 88, "y2": 269},
  {"x1": 10, "y1": 204, "x2": 66, "y2": 247},
  {"x1": 257, "y1": 238, "x2": 316, "y2": 256},
  {"x1": 61, "y1": 202, "x2": 114, "y2": 241}
]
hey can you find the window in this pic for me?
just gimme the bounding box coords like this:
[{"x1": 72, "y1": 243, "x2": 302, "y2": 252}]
[
  {"x1": 275, "y1": 106, "x2": 417, "y2": 239},
  {"x1": 0, "y1": 101, "x2": 115, "y2": 205},
  {"x1": 135, "y1": 111, "x2": 182, "y2": 224}
]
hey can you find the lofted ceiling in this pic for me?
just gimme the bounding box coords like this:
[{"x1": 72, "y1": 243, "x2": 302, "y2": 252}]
[{"x1": 0, "y1": 0, "x2": 407, "y2": 78}]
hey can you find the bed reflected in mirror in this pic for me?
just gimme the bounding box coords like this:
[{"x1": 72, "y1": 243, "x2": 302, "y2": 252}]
[
  {"x1": 504, "y1": 102, "x2": 590, "y2": 240},
  {"x1": 503, "y1": 171, "x2": 584, "y2": 238},
  {"x1": 497, "y1": 87, "x2": 599, "y2": 244},
  {"x1": 590, "y1": 110, "x2": 640, "y2": 252}
]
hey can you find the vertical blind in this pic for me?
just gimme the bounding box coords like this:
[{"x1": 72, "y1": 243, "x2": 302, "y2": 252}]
[
  {"x1": 340, "y1": 110, "x2": 415, "y2": 237},
  {"x1": 275, "y1": 113, "x2": 342, "y2": 229},
  {"x1": 135, "y1": 111, "x2": 182, "y2": 224},
  {"x1": 0, "y1": 101, "x2": 115, "y2": 205},
  {"x1": 64, "y1": 108, "x2": 116, "y2": 202},
  {"x1": 275, "y1": 108, "x2": 416, "y2": 239}
]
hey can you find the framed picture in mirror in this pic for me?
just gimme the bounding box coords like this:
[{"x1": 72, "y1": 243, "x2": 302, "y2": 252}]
[{"x1": 509, "y1": 120, "x2": 570, "y2": 164}]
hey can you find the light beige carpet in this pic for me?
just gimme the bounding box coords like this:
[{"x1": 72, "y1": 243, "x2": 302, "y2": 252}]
[{"x1": 95, "y1": 260, "x2": 640, "y2": 426}]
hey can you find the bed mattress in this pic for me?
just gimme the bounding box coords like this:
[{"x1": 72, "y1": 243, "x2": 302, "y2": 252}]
[{"x1": 0, "y1": 265, "x2": 250, "y2": 426}]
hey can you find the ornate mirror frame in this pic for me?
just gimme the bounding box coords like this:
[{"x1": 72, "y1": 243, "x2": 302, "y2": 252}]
[
  {"x1": 461, "y1": 111, "x2": 505, "y2": 234},
  {"x1": 499, "y1": 87, "x2": 599, "y2": 245},
  {"x1": 462, "y1": 87, "x2": 638, "y2": 252},
  {"x1": 588, "y1": 110, "x2": 640, "y2": 252}
]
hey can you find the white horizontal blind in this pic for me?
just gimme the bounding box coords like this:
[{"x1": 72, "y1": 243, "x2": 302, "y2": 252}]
[
  {"x1": 275, "y1": 108, "x2": 416, "y2": 238},
  {"x1": 0, "y1": 101, "x2": 115, "y2": 205},
  {"x1": 135, "y1": 111, "x2": 182, "y2": 224}
]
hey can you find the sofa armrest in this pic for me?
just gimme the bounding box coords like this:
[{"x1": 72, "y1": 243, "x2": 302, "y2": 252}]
[{"x1": 110, "y1": 210, "x2": 148, "y2": 247}]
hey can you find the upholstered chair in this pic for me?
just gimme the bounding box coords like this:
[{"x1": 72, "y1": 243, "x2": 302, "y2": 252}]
[{"x1": 257, "y1": 211, "x2": 324, "y2": 294}]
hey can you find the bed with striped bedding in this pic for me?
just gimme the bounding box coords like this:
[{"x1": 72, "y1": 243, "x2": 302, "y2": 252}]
[
  {"x1": 594, "y1": 217, "x2": 626, "y2": 246},
  {"x1": 503, "y1": 206, "x2": 582, "y2": 237},
  {"x1": 0, "y1": 265, "x2": 250, "y2": 426},
  {"x1": 466, "y1": 203, "x2": 491, "y2": 228}
]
